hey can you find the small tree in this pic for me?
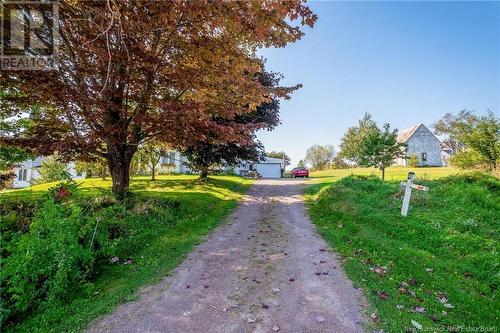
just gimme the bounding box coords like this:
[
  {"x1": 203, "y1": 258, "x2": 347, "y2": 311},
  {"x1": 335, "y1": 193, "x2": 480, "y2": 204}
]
[
  {"x1": 136, "y1": 142, "x2": 169, "y2": 180},
  {"x1": 359, "y1": 124, "x2": 405, "y2": 180},
  {"x1": 338, "y1": 113, "x2": 378, "y2": 164},
  {"x1": 182, "y1": 142, "x2": 264, "y2": 179},
  {"x1": 304, "y1": 144, "x2": 335, "y2": 170},
  {"x1": 36, "y1": 156, "x2": 71, "y2": 184},
  {"x1": 297, "y1": 159, "x2": 305, "y2": 168}
]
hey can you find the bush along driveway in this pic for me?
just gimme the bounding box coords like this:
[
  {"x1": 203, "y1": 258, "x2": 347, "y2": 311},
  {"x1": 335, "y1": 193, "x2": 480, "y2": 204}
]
[
  {"x1": 306, "y1": 173, "x2": 499, "y2": 332},
  {"x1": 0, "y1": 176, "x2": 253, "y2": 332}
]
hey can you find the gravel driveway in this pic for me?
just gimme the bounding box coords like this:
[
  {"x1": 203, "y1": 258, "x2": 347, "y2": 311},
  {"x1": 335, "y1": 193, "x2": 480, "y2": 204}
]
[{"x1": 88, "y1": 179, "x2": 366, "y2": 333}]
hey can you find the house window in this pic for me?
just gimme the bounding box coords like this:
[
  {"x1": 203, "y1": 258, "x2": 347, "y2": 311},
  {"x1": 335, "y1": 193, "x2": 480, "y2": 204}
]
[
  {"x1": 162, "y1": 152, "x2": 176, "y2": 165},
  {"x1": 18, "y1": 169, "x2": 27, "y2": 181},
  {"x1": 421, "y1": 152, "x2": 427, "y2": 162}
]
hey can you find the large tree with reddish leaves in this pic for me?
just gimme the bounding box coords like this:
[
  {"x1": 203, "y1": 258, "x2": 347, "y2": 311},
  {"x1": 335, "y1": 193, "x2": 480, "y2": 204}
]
[{"x1": 0, "y1": 1, "x2": 316, "y2": 195}]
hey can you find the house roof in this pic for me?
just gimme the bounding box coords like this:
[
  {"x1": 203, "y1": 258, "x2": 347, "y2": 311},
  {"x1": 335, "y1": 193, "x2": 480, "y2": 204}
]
[
  {"x1": 397, "y1": 124, "x2": 421, "y2": 143},
  {"x1": 260, "y1": 156, "x2": 285, "y2": 164}
]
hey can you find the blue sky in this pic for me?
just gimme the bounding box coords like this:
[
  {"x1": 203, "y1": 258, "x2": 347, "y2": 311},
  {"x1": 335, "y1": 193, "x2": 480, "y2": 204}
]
[{"x1": 257, "y1": 1, "x2": 500, "y2": 167}]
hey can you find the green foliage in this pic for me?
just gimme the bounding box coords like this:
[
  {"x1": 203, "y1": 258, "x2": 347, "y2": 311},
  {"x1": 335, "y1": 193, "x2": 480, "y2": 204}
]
[
  {"x1": 0, "y1": 147, "x2": 33, "y2": 188},
  {"x1": 433, "y1": 110, "x2": 477, "y2": 140},
  {"x1": 1, "y1": 199, "x2": 93, "y2": 322},
  {"x1": 266, "y1": 151, "x2": 291, "y2": 166},
  {"x1": 435, "y1": 110, "x2": 499, "y2": 172},
  {"x1": 306, "y1": 174, "x2": 499, "y2": 332},
  {"x1": 183, "y1": 141, "x2": 263, "y2": 178},
  {"x1": 0, "y1": 188, "x2": 179, "y2": 327},
  {"x1": 338, "y1": 113, "x2": 378, "y2": 164},
  {"x1": 0, "y1": 175, "x2": 252, "y2": 332},
  {"x1": 304, "y1": 144, "x2": 335, "y2": 170},
  {"x1": 0, "y1": 146, "x2": 32, "y2": 171},
  {"x1": 456, "y1": 111, "x2": 499, "y2": 171},
  {"x1": 408, "y1": 154, "x2": 419, "y2": 167},
  {"x1": 36, "y1": 156, "x2": 71, "y2": 184},
  {"x1": 75, "y1": 159, "x2": 108, "y2": 179},
  {"x1": 135, "y1": 142, "x2": 169, "y2": 180},
  {"x1": 330, "y1": 155, "x2": 349, "y2": 169},
  {"x1": 449, "y1": 149, "x2": 484, "y2": 170},
  {"x1": 359, "y1": 123, "x2": 406, "y2": 179},
  {"x1": 296, "y1": 159, "x2": 305, "y2": 168}
]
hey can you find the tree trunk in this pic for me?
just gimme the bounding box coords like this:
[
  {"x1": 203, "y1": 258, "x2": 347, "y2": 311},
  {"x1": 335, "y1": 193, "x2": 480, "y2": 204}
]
[
  {"x1": 100, "y1": 163, "x2": 107, "y2": 180},
  {"x1": 107, "y1": 144, "x2": 136, "y2": 197},
  {"x1": 151, "y1": 163, "x2": 156, "y2": 181},
  {"x1": 199, "y1": 169, "x2": 208, "y2": 179},
  {"x1": 381, "y1": 166, "x2": 385, "y2": 180}
]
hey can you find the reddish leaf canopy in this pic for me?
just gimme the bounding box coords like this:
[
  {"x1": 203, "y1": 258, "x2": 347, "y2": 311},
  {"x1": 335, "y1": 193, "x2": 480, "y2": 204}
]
[{"x1": 1, "y1": 1, "x2": 316, "y2": 161}]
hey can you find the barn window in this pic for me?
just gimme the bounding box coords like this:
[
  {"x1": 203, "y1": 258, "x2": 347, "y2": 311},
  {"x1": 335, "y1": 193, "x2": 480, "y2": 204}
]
[
  {"x1": 421, "y1": 152, "x2": 427, "y2": 162},
  {"x1": 23, "y1": 169, "x2": 27, "y2": 181},
  {"x1": 18, "y1": 169, "x2": 23, "y2": 180}
]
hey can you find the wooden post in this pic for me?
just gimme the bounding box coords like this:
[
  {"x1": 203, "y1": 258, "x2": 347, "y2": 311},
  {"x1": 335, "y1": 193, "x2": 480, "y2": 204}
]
[
  {"x1": 401, "y1": 172, "x2": 415, "y2": 217},
  {"x1": 400, "y1": 172, "x2": 429, "y2": 217}
]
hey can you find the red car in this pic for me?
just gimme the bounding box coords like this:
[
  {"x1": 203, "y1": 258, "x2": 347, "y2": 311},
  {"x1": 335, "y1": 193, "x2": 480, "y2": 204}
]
[{"x1": 291, "y1": 167, "x2": 309, "y2": 178}]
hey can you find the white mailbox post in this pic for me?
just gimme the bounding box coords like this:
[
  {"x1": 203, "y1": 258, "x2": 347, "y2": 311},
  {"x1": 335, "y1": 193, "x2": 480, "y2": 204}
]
[{"x1": 400, "y1": 172, "x2": 429, "y2": 217}]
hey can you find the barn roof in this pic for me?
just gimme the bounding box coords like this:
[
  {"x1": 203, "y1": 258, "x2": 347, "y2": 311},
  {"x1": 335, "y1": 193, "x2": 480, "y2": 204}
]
[{"x1": 396, "y1": 124, "x2": 421, "y2": 143}]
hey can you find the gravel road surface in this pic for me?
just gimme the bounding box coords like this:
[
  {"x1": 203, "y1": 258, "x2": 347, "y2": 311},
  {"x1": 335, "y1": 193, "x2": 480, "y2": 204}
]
[{"x1": 88, "y1": 179, "x2": 366, "y2": 333}]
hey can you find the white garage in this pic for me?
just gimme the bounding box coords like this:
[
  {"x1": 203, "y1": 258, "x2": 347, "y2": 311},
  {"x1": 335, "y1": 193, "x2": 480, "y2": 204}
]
[
  {"x1": 253, "y1": 156, "x2": 284, "y2": 178},
  {"x1": 256, "y1": 163, "x2": 282, "y2": 178}
]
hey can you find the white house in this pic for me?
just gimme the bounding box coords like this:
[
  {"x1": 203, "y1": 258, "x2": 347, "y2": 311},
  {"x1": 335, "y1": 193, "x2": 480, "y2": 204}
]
[
  {"x1": 154, "y1": 152, "x2": 285, "y2": 178},
  {"x1": 157, "y1": 151, "x2": 192, "y2": 173},
  {"x1": 12, "y1": 157, "x2": 85, "y2": 188},
  {"x1": 394, "y1": 124, "x2": 443, "y2": 167}
]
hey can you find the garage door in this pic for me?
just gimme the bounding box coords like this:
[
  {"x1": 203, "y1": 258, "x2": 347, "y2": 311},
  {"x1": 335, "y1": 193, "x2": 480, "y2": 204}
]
[{"x1": 255, "y1": 163, "x2": 281, "y2": 178}]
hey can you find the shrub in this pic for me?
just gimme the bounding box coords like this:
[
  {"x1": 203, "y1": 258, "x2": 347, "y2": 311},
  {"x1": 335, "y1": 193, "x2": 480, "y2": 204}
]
[
  {"x1": 0, "y1": 183, "x2": 181, "y2": 327},
  {"x1": 408, "y1": 154, "x2": 419, "y2": 167},
  {"x1": 48, "y1": 179, "x2": 80, "y2": 202},
  {"x1": 1, "y1": 199, "x2": 94, "y2": 324},
  {"x1": 449, "y1": 149, "x2": 487, "y2": 170}
]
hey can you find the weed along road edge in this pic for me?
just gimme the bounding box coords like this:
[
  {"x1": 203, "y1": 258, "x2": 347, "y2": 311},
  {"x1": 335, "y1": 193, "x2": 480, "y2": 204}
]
[{"x1": 87, "y1": 179, "x2": 366, "y2": 333}]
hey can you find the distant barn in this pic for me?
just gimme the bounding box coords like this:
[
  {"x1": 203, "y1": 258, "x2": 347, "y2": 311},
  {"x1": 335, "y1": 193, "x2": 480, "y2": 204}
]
[{"x1": 394, "y1": 124, "x2": 442, "y2": 167}]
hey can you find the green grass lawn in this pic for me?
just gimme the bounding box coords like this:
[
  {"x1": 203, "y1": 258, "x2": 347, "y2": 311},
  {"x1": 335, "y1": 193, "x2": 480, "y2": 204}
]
[
  {"x1": 1, "y1": 175, "x2": 253, "y2": 332},
  {"x1": 310, "y1": 165, "x2": 460, "y2": 183},
  {"x1": 306, "y1": 171, "x2": 499, "y2": 332}
]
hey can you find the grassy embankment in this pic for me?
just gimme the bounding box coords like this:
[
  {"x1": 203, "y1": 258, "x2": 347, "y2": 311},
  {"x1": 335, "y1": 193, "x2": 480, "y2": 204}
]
[
  {"x1": 1, "y1": 175, "x2": 253, "y2": 332},
  {"x1": 306, "y1": 167, "x2": 499, "y2": 332}
]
